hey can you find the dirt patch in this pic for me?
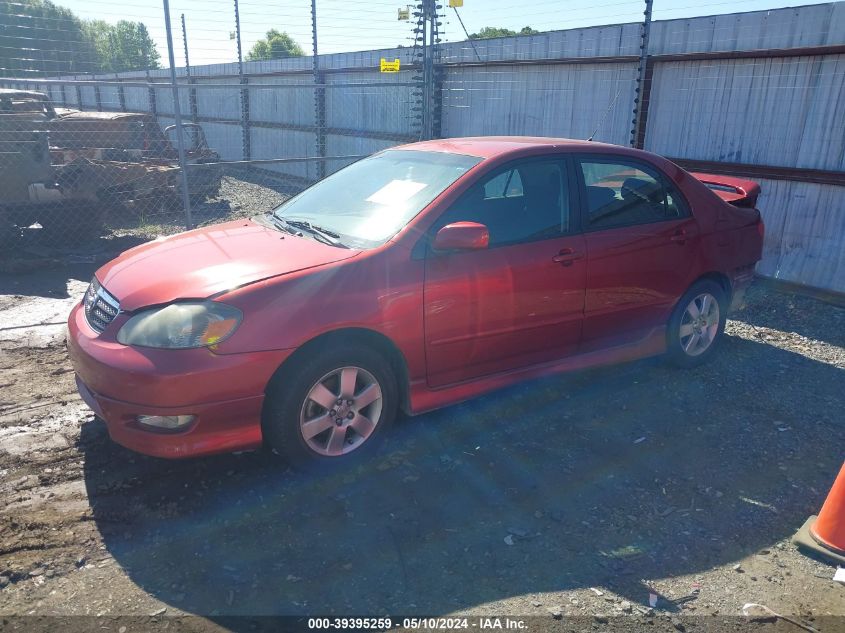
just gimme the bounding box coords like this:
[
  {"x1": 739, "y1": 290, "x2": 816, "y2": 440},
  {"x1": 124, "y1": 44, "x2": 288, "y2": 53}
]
[{"x1": 0, "y1": 273, "x2": 843, "y2": 629}]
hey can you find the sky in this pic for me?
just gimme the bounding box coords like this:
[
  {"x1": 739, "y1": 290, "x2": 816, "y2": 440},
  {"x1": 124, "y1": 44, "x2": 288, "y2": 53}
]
[{"x1": 50, "y1": 0, "x2": 820, "y2": 67}]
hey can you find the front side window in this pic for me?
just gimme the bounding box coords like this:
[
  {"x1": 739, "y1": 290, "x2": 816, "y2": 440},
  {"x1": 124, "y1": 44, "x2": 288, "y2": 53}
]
[
  {"x1": 435, "y1": 158, "x2": 571, "y2": 247},
  {"x1": 272, "y1": 149, "x2": 481, "y2": 248},
  {"x1": 579, "y1": 159, "x2": 687, "y2": 230}
]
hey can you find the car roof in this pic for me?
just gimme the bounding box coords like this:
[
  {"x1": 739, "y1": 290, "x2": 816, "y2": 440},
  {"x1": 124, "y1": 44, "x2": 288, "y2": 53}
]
[{"x1": 394, "y1": 136, "x2": 638, "y2": 159}]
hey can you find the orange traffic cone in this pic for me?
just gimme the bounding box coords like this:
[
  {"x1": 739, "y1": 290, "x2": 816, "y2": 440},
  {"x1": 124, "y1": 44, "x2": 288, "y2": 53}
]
[{"x1": 794, "y1": 461, "x2": 845, "y2": 565}]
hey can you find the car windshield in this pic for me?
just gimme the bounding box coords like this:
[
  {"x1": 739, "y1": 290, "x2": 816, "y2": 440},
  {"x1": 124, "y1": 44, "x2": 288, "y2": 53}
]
[{"x1": 272, "y1": 149, "x2": 481, "y2": 248}]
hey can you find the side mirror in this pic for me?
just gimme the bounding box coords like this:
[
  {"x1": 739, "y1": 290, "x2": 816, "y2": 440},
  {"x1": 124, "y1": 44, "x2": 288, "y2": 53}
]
[{"x1": 432, "y1": 222, "x2": 490, "y2": 252}]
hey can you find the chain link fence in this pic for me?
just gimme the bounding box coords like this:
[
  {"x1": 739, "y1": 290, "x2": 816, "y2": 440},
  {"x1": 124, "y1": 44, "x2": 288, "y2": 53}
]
[
  {"x1": 0, "y1": 0, "x2": 655, "y2": 259},
  {"x1": 0, "y1": 0, "x2": 432, "y2": 261},
  {"x1": 2, "y1": 0, "x2": 844, "y2": 292}
]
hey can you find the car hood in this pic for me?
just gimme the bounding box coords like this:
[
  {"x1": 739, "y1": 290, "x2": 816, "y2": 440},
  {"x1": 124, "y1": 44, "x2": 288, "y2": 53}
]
[{"x1": 97, "y1": 219, "x2": 359, "y2": 311}]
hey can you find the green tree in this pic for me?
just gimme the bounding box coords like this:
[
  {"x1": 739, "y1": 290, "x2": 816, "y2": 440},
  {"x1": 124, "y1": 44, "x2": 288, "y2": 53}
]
[
  {"x1": 0, "y1": 0, "x2": 98, "y2": 77},
  {"x1": 0, "y1": 0, "x2": 160, "y2": 77},
  {"x1": 83, "y1": 20, "x2": 161, "y2": 72},
  {"x1": 469, "y1": 25, "x2": 539, "y2": 39},
  {"x1": 246, "y1": 29, "x2": 304, "y2": 61}
]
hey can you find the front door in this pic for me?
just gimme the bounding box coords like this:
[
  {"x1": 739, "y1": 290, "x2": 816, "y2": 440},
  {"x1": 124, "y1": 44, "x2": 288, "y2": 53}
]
[{"x1": 424, "y1": 156, "x2": 586, "y2": 387}]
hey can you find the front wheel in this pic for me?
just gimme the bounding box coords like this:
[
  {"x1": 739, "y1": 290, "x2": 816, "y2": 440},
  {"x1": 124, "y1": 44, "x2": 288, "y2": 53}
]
[
  {"x1": 666, "y1": 280, "x2": 728, "y2": 368},
  {"x1": 262, "y1": 343, "x2": 398, "y2": 469}
]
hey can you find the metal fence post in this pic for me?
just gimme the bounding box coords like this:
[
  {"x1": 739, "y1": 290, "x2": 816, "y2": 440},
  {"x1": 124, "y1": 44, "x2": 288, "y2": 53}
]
[
  {"x1": 413, "y1": 0, "x2": 441, "y2": 140},
  {"x1": 411, "y1": 6, "x2": 424, "y2": 139},
  {"x1": 431, "y1": 3, "x2": 443, "y2": 140},
  {"x1": 74, "y1": 76, "x2": 83, "y2": 108},
  {"x1": 116, "y1": 74, "x2": 127, "y2": 112},
  {"x1": 234, "y1": 0, "x2": 251, "y2": 161},
  {"x1": 162, "y1": 0, "x2": 193, "y2": 229},
  {"x1": 182, "y1": 14, "x2": 199, "y2": 126},
  {"x1": 631, "y1": 0, "x2": 653, "y2": 148},
  {"x1": 146, "y1": 68, "x2": 158, "y2": 116},
  {"x1": 312, "y1": 0, "x2": 327, "y2": 180},
  {"x1": 425, "y1": 0, "x2": 434, "y2": 140},
  {"x1": 422, "y1": 0, "x2": 433, "y2": 140}
]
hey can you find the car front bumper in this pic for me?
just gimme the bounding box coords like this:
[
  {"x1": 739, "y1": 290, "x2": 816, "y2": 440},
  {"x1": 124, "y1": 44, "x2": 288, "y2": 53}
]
[{"x1": 67, "y1": 301, "x2": 293, "y2": 459}]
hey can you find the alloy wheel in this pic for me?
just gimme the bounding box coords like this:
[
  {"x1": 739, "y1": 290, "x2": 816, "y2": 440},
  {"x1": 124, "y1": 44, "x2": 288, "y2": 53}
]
[
  {"x1": 679, "y1": 292, "x2": 720, "y2": 357},
  {"x1": 299, "y1": 366, "x2": 384, "y2": 457}
]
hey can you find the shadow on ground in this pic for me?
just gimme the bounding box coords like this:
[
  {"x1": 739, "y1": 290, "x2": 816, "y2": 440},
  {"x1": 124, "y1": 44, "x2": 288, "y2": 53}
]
[
  {"x1": 79, "y1": 315, "x2": 844, "y2": 619},
  {"x1": 0, "y1": 198, "x2": 223, "y2": 287},
  {"x1": 0, "y1": 232, "x2": 146, "y2": 298},
  {"x1": 0, "y1": 262, "x2": 99, "y2": 299}
]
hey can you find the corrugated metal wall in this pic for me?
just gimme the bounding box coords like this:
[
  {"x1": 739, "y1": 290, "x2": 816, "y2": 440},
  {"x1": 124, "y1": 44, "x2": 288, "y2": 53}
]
[
  {"x1": 755, "y1": 179, "x2": 845, "y2": 291},
  {"x1": 647, "y1": 2, "x2": 845, "y2": 53},
  {"x1": 642, "y1": 47, "x2": 845, "y2": 293},
  {"x1": 8, "y1": 3, "x2": 845, "y2": 293},
  {"x1": 645, "y1": 55, "x2": 845, "y2": 171},
  {"x1": 440, "y1": 63, "x2": 638, "y2": 145},
  {"x1": 443, "y1": 3, "x2": 845, "y2": 293}
]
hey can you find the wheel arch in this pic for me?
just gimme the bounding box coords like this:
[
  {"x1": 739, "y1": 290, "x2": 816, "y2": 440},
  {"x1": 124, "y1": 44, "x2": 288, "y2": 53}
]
[
  {"x1": 691, "y1": 271, "x2": 732, "y2": 305},
  {"x1": 667, "y1": 272, "x2": 732, "y2": 326},
  {"x1": 263, "y1": 327, "x2": 412, "y2": 417}
]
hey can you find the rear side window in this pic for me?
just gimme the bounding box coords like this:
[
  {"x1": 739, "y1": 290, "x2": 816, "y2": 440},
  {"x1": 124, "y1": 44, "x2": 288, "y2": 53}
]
[{"x1": 579, "y1": 159, "x2": 688, "y2": 230}]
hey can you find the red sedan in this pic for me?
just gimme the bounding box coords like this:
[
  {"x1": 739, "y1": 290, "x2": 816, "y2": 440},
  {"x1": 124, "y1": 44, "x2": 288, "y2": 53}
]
[{"x1": 67, "y1": 137, "x2": 764, "y2": 466}]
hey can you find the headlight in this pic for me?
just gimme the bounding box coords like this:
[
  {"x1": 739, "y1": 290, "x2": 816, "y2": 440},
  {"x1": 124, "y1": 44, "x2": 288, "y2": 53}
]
[{"x1": 116, "y1": 301, "x2": 242, "y2": 349}]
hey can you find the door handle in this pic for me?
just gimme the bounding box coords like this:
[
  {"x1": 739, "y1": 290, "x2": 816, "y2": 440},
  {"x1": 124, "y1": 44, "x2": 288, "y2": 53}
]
[
  {"x1": 552, "y1": 248, "x2": 583, "y2": 266},
  {"x1": 670, "y1": 229, "x2": 687, "y2": 244}
]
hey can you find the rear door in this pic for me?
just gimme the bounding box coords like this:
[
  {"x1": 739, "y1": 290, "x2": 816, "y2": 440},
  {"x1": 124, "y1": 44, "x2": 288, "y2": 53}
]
[
  {"x1": 576, "y1": 156, "x2": 699, "y2": 350},
  {"x1": 424, "y1": 155, "x2": 586, "y2": 387}
]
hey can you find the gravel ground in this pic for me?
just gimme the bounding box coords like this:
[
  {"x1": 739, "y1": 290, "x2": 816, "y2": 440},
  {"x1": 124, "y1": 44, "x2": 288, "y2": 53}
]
[
  {"x1": 103, "y1": 171, "x2": 295, "y2": 238},
  {"x1": 0, "y1": 271, "x2": 843, "y2": 632}
]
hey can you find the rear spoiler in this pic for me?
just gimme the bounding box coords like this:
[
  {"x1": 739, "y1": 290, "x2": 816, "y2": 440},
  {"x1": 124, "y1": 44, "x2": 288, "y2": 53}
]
[{"x1": 691, "y1": 172, "x2": 761, "y2": 208}]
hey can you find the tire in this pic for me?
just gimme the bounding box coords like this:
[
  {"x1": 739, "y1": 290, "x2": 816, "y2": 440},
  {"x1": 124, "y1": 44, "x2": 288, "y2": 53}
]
[
  {"x1": 666, "y1": 279, "x2": 728, "y2": 368},
  {"x1": 262, "y1": 343, "x2": 398, "y2": 469}
]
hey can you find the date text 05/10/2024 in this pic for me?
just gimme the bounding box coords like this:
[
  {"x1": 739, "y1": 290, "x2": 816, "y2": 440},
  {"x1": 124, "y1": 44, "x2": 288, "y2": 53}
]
[{"x1": 307, "y1": 617, "x2": 528, "y2": 630}]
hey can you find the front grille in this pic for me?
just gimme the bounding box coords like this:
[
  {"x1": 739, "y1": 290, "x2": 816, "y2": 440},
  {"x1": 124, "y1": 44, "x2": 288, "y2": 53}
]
[{"x1": 83, "y1": 278, "x2": 120, "y2": 334}]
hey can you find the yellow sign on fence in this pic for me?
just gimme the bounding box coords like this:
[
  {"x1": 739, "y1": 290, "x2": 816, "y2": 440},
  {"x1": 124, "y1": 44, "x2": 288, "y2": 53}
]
[
  {"x1": 448, "y1": 0, "x2": 463, "y2": 7},
  {"x1": 380, "y1": 58, "x2": 401, "y2": 73}
]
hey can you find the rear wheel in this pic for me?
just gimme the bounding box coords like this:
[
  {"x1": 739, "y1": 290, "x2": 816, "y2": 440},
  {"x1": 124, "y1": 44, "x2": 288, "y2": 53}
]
[
  {"x1": 666, "y1": 280, "x2": 728, "y2": 367},
  {"x1": 262, "y1": 343, "x2": 398, "y2": 469}
]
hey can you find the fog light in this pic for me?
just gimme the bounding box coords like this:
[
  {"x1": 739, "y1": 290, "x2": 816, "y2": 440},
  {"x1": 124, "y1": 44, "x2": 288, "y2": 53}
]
[{"x1": 137, "y1": 414, "x2": 195, "y2": 430}]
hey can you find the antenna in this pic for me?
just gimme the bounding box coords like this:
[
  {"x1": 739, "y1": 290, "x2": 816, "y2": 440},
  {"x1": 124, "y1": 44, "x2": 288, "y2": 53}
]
[{"x1": 587, "y1": 87, "x2": 622, "y2": 142}]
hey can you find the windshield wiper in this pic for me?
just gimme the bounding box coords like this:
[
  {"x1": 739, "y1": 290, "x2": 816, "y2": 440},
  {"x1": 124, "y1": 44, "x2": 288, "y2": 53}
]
[
  {"x1": 267, "y1": 214, "x2": 299, "y2": 236},
  {"x1": 284, "y1": 218, "x2": 349, "y2": 248}
]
